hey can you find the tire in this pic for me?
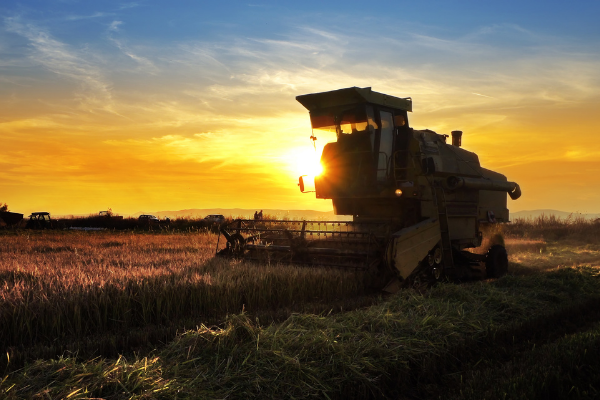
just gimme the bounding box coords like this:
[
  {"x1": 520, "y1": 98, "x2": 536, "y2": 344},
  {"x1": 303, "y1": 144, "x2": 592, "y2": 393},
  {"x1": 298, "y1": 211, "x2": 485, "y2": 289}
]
[
  {"x1": 217, "y1": 233, "x2": 246, "y2": 257},
  {"x1": 486, "y1": 245, "x2": 508, "y2": 278},
  {"x1": 228, "y1": 233, "x2": 246, "y2": 256}
]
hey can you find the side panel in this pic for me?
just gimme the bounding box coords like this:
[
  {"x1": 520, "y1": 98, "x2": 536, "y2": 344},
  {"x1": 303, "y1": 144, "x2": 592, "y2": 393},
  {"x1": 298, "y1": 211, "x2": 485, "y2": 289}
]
[
  {"x1": 479, "y1": 190, "x2": 509, "y2": 222},
  {"x1": 389, "y1": 218, "x2": 441, "y2": 279},
  {"x1": 445, "y1": 189, "x2": 479, "y2": 244},
  {"x1": 448, "y1": 217, "x2": 478, "y2": 243},
  {"x1": 478, "y1": 168, "x2": 509, "y2": 222}
]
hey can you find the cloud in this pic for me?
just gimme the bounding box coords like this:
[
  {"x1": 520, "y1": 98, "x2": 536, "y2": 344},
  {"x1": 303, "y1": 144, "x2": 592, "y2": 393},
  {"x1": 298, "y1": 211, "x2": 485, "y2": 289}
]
[
  {"x1": 109, "y1": 20, "x2": 123, "y2": 32},
  {"x1": 109, "y1": 37, "x2": 159, "y2": 74},
  {"x1": 107, "y1": 21, "x2": 159, "y2": 74},
  {"x1": 0, "y1": 76, "x2": 31, "y2": 87},
  {"x1": 119, "y1": 2, "x2": 143, "y2": 10},
  {"x1": 472, "y1": 93, "x2": 495, "y2": 99},
  {"x1": 88, "y1": 21, "x2": 600, "y2": 161},
  {"x1": 183, "y1": 22, "x2": 599, "y2": 114},
  {"x1": 66, "y1": 12, "x2": 113, "y2": 21},
  {"x1": 3, "y1": 17, "x2": 116, "y2": 113}
]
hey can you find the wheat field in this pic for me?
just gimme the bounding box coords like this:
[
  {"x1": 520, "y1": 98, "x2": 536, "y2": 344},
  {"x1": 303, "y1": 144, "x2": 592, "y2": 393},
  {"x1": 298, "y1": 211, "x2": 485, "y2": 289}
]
[
  {"x1": 0, "y1": 230, "x2": 377, "y2": 370},
  {"x1": 1, "y1": 216, "x2": 600, "y2": 398}
]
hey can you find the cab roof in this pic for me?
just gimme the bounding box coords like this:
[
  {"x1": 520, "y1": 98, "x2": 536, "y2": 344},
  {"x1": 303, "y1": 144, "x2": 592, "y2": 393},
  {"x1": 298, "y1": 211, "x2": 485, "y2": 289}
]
[{"x1": 296, "y1": 87, "x2": 412, "y2": 112}]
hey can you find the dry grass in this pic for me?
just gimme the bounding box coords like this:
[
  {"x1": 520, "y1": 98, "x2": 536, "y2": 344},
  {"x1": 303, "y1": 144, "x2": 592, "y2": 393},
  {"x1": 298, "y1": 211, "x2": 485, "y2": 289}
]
[
  {"x1": 2, "y1": 214, "x2": 600, "y2": 398},
  {"x1": 505, "y1": 238, "x2": 547, "y2": 253},
  {"x1": 475, "y1": 215, "x2": 600, "y2": 275},
  {"x1": 506, "y1": 213, "x2": 600, "y2": 242},
  {"x1": 0, "y1": 230, "x2": 376, "y2": 368}
]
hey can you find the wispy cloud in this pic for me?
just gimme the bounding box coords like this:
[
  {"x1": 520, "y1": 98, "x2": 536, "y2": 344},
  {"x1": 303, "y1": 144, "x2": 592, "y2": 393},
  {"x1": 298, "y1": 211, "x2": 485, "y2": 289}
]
[
  {"x1": 118, "y1": 2, "x2": 143, "y2": 10},
  {"x1": 0, "y1": 76, "x2": 31, "y2": 87},
  {"x1": 109, "y1": 37, "x2": 159, "y2": 74},
  {"x1": 107, "y1": 21, "x2": 159, "y2": 74},
  {"x1": 109, "y1": 20, "x2": 123, "y2": 32},
  {"x1": 65, "y1": 12, "x2": 113, "y2": 21},
  {"x1": 3, "y1": 16, "x2": 116, "y2": 113}
]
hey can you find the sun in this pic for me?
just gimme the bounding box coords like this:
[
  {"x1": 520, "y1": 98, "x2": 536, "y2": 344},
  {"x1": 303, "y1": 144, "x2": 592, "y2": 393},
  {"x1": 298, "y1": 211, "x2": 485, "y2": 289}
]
[
  {"x1": 293, "y1": 147, "x2": 323, "y2": 179},
  {"x1": 307, "y1": 158, "x2": 324, "y2": 177}
]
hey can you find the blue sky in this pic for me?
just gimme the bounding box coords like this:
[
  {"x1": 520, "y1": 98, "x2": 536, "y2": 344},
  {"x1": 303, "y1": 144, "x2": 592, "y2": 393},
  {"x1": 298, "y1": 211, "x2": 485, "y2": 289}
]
[
  {"x1": 1, "y1": 1, "x2": 600, "y2": 214},
  {"x1": 4, "y1": 1, "x2": 598, "y2": 40}
]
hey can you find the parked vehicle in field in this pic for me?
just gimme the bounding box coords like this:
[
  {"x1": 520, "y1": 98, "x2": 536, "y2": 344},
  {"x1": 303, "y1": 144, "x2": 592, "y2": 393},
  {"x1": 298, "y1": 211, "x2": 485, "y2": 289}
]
[
  {"x1": 138, "y1": 214, "x2": 159, "y2": 222},
  {"x1": 204, "y1": 214, "x2": 225, "y2": 224},
  {"x1": 26, "y1": 212, "x2": 54, "y2": 229}
]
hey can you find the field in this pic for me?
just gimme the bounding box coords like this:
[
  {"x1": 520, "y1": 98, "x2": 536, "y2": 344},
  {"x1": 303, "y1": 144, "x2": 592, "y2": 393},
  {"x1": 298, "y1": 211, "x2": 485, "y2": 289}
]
[{"x1": 1, "y1": 216, "x2": 600, "y2": 399}]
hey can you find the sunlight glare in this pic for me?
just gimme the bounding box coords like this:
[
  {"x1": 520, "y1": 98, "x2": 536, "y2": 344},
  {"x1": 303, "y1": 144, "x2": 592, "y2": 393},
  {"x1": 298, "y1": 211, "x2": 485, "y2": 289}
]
[{"x1": 293, "y1": 146, "x2": 323, "y2": 178}]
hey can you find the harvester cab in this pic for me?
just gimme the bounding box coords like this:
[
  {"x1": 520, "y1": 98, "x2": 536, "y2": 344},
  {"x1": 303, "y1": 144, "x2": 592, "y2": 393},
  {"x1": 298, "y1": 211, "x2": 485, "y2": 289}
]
[
  {"x1": 218, "y1": 87, "x2": 521, "y2": 290},
  {"x1": 296, "y1": 86, "x2": 414, "y2": 206}
]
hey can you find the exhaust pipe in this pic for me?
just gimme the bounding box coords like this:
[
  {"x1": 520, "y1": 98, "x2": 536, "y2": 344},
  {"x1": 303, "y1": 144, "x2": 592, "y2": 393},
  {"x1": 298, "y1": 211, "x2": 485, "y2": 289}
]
[{"x1": 451, "y1": 130, "x2": 462, "y2": 147}]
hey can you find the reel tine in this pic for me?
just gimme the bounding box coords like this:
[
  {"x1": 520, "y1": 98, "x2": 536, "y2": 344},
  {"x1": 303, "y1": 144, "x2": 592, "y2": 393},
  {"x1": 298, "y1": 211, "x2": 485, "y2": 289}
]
[{"x1": 217, "y1": 219, "x2": 390, "y2": 269}]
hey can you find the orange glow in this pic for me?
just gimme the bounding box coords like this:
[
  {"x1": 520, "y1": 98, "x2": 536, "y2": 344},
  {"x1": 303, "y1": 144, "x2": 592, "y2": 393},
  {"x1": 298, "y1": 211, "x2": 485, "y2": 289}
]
[
  {"x1": 4, "y1": 99, "x2": 600, "y2": 216},
  {"x1": 2, "y1": 71, "x2": 600, "y2": 216},
  {"x1": 3, "y1": 12, "x2": 600, "y2": 217},
  {"x1": 3, "y1": 95, "x2": 600, "y2": 216}
]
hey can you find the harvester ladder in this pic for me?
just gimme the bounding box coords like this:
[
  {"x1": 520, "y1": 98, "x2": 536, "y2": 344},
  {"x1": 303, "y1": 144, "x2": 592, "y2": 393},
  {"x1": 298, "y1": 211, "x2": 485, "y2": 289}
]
[
  {"x1": 433, "y1": 182, "x2": 454, "y2": 270},
  {"x1": 393, "y1": 150, "x2": 410, "y2": 185}
]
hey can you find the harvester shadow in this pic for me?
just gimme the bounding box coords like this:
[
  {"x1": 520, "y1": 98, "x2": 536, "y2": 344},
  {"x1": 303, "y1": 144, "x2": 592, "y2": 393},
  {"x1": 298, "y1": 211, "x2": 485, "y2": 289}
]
[{"x1": 424, "y1": 295, "x2": 600, "y2": 400}]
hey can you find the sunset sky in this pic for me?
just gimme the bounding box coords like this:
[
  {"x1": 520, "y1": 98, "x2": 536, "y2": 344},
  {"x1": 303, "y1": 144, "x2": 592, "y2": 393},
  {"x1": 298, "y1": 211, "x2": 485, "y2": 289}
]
[{"x1": 2, "y1": 1, "x2": 600, "y2": 216}]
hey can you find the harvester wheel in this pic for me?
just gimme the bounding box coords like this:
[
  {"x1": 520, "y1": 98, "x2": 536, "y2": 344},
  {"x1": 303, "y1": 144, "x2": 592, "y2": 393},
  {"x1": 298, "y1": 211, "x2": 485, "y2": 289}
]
[
  {"x1": 433, "y1": 247, "x2": 442, "y2": 264},
  {"x1": 409, "y1": 255, "x2": 438, "y2": 290},
  {"x1": 224, "y1": 233, "x2": 245, "y2": 257},
  {"x1": 427, "y1": 253, "x2": 435, "y2": 266},
  {"x1": 432, "y1": 266, "x2": 444, "y2": 281},
  {"x1": 486, "y1": 245, "x2": 508, "y2": 278},
  {"x1": 411, "y1": 273, "x2": 429, "y2": 291}
]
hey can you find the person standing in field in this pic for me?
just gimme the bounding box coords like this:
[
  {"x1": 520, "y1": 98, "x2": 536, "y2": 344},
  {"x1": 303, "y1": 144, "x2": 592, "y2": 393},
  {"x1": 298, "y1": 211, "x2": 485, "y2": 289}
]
[
  {"x1": 258, "y1": 210, "x2": 263, "y2": 220},
  {"x1": 254, "y1": 211, "x2": 259, "y2": 220}
]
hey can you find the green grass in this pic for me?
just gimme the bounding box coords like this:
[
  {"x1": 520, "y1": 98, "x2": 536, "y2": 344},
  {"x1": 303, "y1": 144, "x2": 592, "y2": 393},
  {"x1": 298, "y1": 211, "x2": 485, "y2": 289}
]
[
  {"x1": 449, "y1": 320, "x2": 600, "y2": 400},
  {"x1": 3, "y1": 265, "x2": 600, "y2": 399}
]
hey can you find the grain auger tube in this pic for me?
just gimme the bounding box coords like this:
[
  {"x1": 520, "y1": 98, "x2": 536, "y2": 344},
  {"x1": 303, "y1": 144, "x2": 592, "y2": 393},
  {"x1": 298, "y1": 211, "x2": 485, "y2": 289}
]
[{"x1": 217, "y1": 87, "x2": 521, "y2": 291}]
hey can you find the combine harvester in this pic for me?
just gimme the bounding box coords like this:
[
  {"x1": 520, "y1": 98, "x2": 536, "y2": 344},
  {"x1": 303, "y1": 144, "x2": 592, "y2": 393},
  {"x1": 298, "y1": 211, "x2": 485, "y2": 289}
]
[{"x1": 218, "y1": 87, "x2": 521, "y2": 290}]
